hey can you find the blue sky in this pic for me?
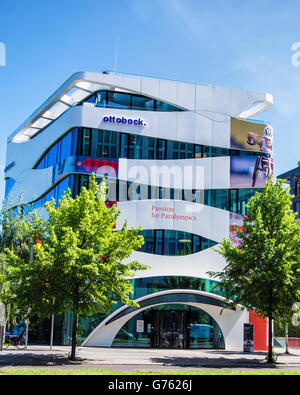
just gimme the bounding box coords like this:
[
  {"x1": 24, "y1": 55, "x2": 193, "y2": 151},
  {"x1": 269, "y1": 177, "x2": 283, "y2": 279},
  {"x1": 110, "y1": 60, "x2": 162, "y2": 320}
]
[{"x1": 0, "y1": 0, "x2": 299, "y2": 204}]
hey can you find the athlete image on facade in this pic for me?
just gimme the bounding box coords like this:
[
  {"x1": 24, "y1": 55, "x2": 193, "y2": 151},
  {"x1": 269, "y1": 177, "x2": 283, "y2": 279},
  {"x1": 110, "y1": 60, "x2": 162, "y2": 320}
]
[
  {"x1": 247, "y1": 125, "x2": 273, "y2": 155},
  {"x1": 247, "y1": 126, "x2": 274, "y2": 187}
]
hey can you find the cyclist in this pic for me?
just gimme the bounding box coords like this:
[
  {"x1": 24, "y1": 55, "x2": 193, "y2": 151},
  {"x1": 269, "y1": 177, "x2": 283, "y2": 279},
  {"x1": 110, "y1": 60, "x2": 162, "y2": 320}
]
[
  {"x1": 247, "y1": 125, "x2": 274, "y2": 187},
  {"x1": 247, "y1": 125, "x2": 273, "y2": 156}
]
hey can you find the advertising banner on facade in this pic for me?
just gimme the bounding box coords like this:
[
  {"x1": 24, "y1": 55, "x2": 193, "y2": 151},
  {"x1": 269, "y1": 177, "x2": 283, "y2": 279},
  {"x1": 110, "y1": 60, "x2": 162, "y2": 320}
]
[
  {"x1": 54, "y1": 156, "x2": 119, "y2": 183},
  {"x1": 230, "y1": 117, "x2": 273, "y2": 157},
  {"x1": 230, "y1": 156, "x2": 273, "y2": 188}
]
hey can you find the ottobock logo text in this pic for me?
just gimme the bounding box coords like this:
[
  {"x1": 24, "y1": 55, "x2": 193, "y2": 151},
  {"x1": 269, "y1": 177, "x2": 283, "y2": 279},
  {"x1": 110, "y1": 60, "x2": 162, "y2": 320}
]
[{"x1": 103, "y1": 116, "x2": 146, "y2": 127}]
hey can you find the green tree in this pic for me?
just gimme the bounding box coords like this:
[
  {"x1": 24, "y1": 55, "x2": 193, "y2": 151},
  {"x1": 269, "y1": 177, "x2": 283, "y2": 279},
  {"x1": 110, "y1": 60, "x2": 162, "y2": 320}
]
[
  {"x1": 5, "y1": 175, "x2": 147, "y2": 360},
  {"x1": 0, "y1": 207, "x2": 32, "y2": 340},
  {"x1": 275, "y1": 247, "x2": 300, "y2": 353},
  {"x1": 208, "y1": 178, "x2": 300, "y2": 363},
  {"x1": 275, "y1": 268, "x2": 300, "y2": 354}
]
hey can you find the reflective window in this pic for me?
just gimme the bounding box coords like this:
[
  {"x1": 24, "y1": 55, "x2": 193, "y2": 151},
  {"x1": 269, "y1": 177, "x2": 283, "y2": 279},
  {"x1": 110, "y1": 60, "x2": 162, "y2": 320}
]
[
  {"x1": 166, "y1": 141, "x2": 194, "y2": 160},
  {"x1": 210, "y1": 190, "x2": 228, "y2": 211},
  {"x1": 22, "y1": 172, "x2": 261, "y2": 217},
  {"x1": 72, "y1": 174, "x2": 89, "y2": 197},
  {"x1": 35, "y1": 128, "x2": 78, "y2": 170},
  {"x1": 94, "y1": 177, "x2": 260, "y2": 214},
  {"x1": 91, "y1": 90, "x2": 182, "y2": 112},
  {"x1": 60, "y1": 131, "x2": 73, "y2": 162},
  {"x1": 46, "y1": 145, "x2": 58, "y2": 168},
  {"x1": 107, "y1": 91, "x2": 131, "y2": 109},
  {"x1": 91, "y1": 129, "x2": 120, "y2": 158},
  {"x1": 5, "y1": 178, "x2": 16, "y2": 198},
  {"x1": 96, "y1": 91, "x2": 107, "y2": 107},
  {"x1": 230, "y1": 189, "x2": 238, "y2": 213},
  {"x1": 294, "y1": 180, "x2": 300, "y2": 196},
  {"x1": 296, "y1": 202, "x2": 300, "y2": 219},
  {"x1": 157, "y1": 139, "x2": 166, "y2": 160},
  {"x1": 120, "y1": 133, "x2": 128, "y2": 158},
  {"x1": 82, "y1": 128, "x2": 91, "y2": 156},
  {"x1": 128, "y1": 135, "x2": 143, "y2": 159},
  {"x1": 203, "y1": 146, "x2": 212, "y2": 158},
  {"x1": 138, "y1": 229, "x2": 217, "y2": 256},
  {"x1": 141, "y1": 230, "x2": 155, "y2": 254},
  {"x1": 195, "y1": 145, "x2": 203, "y2": 158},
  {"x1": 25, "y1": 176, "x2": 74, "y2": 211},
  {"x1": 132, "y1": 95, "x2": 154, "y2": 111},
  {"x1": 57, "y1": 177, "x2": 70, "y2": 201},
  {"x1": 238, "y1": 188, "x2": 257, "y2": 216},
  {"x1": 131, "y1": 276, "x2": 225, "y2": 298},
  {"x1": 156, "y1": 100, "x2": 180, "y2": 112},
  {"x1": 35, "y1": 127, "x2": 268, "y2": 170},
  {"x1": 155, "y1": 230, "x2": 164, "y2": 255},
  {"x1": 211, "y1": 147, "x2": 229, "y2": 157},
  {"x1": 85, "y1": 93, "x2": 97, "y2": 104}
]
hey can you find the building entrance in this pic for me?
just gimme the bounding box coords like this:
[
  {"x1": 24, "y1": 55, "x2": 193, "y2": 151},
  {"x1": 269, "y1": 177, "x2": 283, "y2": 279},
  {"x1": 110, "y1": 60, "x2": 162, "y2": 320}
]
[
  {"x1": 151, "y1": 309, "x2": 188, "y2": 348},
  {"x1": 112, "y1": 304, "x2": 225, "y2": 349}
]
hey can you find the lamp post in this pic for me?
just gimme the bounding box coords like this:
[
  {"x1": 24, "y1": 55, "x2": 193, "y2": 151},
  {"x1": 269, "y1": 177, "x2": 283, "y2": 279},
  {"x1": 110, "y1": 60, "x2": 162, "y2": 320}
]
[
  {"x1": 50, "y1": 299, "x2": 55, "y2": 351},
  {"x1": 0, "y1": 303, "x2": 5, "y2": 351},
  {"x1": 25, "y1": 319, "x2": 29, "y2": 350},
  {"x1": 50, "y1": 314, "x2": 54, "y2": 351}
]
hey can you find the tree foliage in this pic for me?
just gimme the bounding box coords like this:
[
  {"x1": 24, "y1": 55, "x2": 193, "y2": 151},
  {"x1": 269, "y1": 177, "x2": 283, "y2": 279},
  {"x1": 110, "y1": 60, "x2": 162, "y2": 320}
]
[
  {"x1": 209, "y1": 177, "x2": 300, "y2": 362},
  {"x1": 0, "y1": 207, "x2": 32, "y2": 326},
  {"x1": 4, "y1": 175, "x2": 147, "y2": 359}
]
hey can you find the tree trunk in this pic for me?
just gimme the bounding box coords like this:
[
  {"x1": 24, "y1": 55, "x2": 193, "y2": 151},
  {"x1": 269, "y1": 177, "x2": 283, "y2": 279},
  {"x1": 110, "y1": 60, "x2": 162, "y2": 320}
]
[
  {"x1": 70, "y1": 310, "x2": 78, "y2": 361},
  {"x1": 285, "y1": 320, "x2": 289, "y2": 354},
  {"x1": 267, "y1": 312, "x2": 274, "y2": 363}
]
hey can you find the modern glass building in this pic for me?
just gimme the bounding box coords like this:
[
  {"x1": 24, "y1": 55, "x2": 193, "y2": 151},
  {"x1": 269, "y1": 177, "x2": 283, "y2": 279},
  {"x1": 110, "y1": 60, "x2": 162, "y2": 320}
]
[
  {"x1": 4, "y1": 72, "x2": 274, "y2": 350},
  {"x1": 278, "y1": 166, "x2": 300, "y2": 219}
]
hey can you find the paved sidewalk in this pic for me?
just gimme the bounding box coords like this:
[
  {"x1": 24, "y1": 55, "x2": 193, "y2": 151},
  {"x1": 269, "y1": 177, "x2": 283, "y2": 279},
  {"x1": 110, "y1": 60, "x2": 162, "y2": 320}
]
[{"x1": 0, "y1": 346, "x2": 300, "y2": 370}]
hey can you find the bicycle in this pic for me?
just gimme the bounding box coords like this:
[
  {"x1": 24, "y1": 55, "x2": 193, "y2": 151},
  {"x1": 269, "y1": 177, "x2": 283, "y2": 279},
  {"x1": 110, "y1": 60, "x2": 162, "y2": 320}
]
[{"x1": 3, "y1": 331, "x2": 26, "y2": 350}]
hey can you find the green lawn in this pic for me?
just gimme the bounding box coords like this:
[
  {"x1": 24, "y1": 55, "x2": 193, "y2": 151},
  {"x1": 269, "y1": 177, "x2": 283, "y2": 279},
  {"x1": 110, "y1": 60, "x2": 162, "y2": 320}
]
[{"x1": 0, "y1": 368, "x2": 299, "y2": 375}]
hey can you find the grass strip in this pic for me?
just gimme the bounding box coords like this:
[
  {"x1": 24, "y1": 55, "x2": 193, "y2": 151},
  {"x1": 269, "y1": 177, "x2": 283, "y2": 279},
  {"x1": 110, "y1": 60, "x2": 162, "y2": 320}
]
[{"x1": 0, "y1": 368, "x2": 299, "y2": 375}]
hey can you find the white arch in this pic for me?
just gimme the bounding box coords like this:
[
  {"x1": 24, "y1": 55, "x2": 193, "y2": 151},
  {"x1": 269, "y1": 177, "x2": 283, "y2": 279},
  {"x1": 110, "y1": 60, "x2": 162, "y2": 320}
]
[{"x1": 82, "y1": 290, "x2": 247, "y2": 351}]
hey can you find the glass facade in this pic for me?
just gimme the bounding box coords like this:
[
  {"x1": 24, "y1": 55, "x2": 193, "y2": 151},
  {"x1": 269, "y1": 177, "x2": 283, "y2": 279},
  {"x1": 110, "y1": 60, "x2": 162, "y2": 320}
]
[
  {"x1": 21, "y1": 173, "x2": 261, "y2": 217},
  {"x1": 138, "y1": 230, "x2": 217, "y2": 256},
  {"x1": 20, "y1": 172, "x2": 261, "y2": 218},
  {"x1": 34, "y1": 127, "x2": 268, "y2": 170},
  {"x1": 78, "y1": 90, "x2": 182, "y2": 112},
  {"x1": 35, "y1": 128, "x2": 78, "y2": 170},
  {"x1": 295, "y1": 202, "x2": 300, "y2": 219},
  {"x1": 52, "y1": 276, "x2": 225, "y2": 346},
  {"x1": 112, "y1": 304, "x2": 225, "y2": 349},
  {"x1": 4, "y1": 177, "x2": 16, "y2": 198},
  {"x1": 130, "y1": 276, "x2": 225, "y2": 299},
  {"x1": 24, "y1": 175, "x2": 74, "y2": 212}
]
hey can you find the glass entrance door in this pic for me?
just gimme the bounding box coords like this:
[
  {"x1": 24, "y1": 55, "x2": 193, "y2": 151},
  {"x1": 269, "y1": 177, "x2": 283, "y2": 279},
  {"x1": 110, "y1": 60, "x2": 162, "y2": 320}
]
[
  {"x1": 112, "y1": 304, "x2": 225, "y2": 349},
  {"x1": 151, "y1": 310, "x2": 189, "y2": 349}
]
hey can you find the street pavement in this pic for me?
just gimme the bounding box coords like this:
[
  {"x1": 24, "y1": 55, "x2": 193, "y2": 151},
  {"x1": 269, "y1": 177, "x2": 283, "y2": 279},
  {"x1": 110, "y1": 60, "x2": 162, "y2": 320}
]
[{"x1": 0, "y1": 346, "x2": 300, "y2": 371}]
